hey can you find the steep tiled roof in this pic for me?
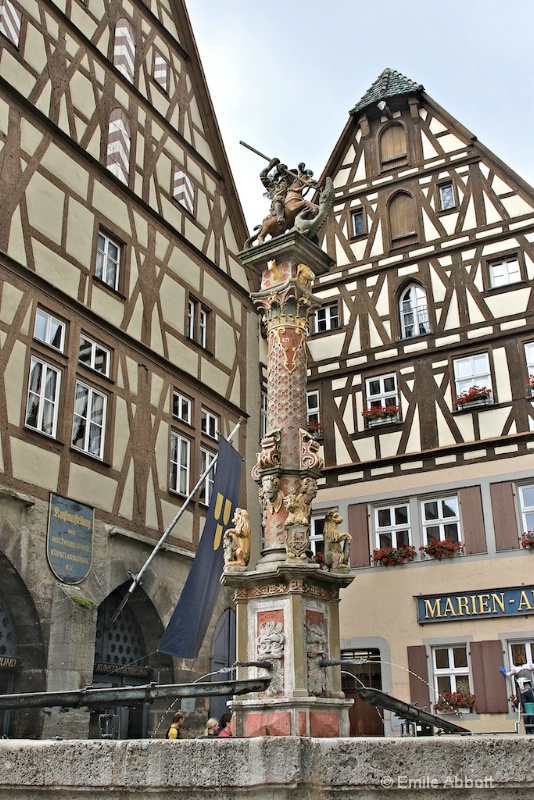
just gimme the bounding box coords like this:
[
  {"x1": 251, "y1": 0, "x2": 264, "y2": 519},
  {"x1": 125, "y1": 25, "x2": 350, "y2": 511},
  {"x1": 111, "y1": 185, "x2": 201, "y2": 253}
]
[{"x1": 350, "y1": 68, "x2": 423, "y2": 115}]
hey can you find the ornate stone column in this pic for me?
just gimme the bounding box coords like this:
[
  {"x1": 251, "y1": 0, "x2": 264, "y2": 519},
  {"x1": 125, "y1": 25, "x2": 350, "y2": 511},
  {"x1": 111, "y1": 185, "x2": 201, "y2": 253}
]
[{"x1": 222, "y1": 231, "x2": 354, "y2": 738}]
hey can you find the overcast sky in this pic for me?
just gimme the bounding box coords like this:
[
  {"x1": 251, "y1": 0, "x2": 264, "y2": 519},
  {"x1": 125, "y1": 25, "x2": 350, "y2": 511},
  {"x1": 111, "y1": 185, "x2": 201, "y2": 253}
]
[{"x1": 186, "y1": 0, "x2": 534, "y2": 232}]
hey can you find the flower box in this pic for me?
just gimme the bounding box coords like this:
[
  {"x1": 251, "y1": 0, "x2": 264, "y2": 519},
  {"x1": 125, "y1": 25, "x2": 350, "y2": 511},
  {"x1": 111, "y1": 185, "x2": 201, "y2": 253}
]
[
  {"x1": 434, "y1": 691, "x2": 475, "y2": 714},
  {"x1": 456, "y1": 385, "x2": 492, "y2": 409},
  {"x1": 307, "y1": 419, "x2": 323, "y2": 439},
  {"x1": 526, "y1": 375, "x2": 534, "y2": 396},
  {"x1": 372, "y1": 545, "x2": 416, "y2": 566},
  {"x1": 419, "y1": 539, "x2": 464, "y2": 560},
  {"x1": 520, "y1": 531, "x2": 534, "y2": 551},
  {"x1": 362, "y1": 405, "x2": 401, "y2": 427}
]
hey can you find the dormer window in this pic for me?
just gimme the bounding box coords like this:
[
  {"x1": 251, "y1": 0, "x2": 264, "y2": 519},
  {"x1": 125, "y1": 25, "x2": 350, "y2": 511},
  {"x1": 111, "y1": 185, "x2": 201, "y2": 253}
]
[{"x1": 379, "y1": 123, "x2": 408, "y2": 170}]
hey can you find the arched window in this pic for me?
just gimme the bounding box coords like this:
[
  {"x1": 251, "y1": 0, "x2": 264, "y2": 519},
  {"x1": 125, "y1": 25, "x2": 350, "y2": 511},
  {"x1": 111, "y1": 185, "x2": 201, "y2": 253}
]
[
  {"x1": 399, "y1": 284, "x2": 429, "y2": 338},
  {"x1": 388, "y1": 192, "x2": 417, "y2": 247},
  {"x1": 379, "y1": 123, "x2": 407, "y2": 168},
  {"x1": 114, "y1": 18, "x2": 135, "y2": 83},
  {"x1": 107, "y1": 109, "x2": 130, "y2": 184}
]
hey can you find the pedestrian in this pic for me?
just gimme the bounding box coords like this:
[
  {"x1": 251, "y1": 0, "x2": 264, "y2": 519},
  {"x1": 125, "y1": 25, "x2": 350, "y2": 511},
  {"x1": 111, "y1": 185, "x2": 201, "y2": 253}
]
[
  {"x1": 204, "y1": 717, "x2": 219, "y2": 737},
  {"x1": 500, "y1": 655, "x2": 534, "y2": 733},
  {"x1": 217, "y1": 711, "x2": 234, "y2": 737},
  {"x1": 166, "y1": 711, "x2": 184, "y2": 739}
]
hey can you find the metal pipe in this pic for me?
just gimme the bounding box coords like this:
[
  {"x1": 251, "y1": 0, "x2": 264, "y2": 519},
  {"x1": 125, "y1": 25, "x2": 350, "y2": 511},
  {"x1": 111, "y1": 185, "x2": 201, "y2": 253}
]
[
  {"x1": 354, "y1": 687, "x2": 471, "y2": 735},
  {"x1": 0, "y1": 677, "x2": 270, "y2": 711}
]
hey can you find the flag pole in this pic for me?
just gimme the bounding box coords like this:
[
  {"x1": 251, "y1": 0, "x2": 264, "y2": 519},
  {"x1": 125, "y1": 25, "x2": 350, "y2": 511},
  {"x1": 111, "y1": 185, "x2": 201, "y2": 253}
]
[{"x1": 110, "y1": 417, "x2": 244, "y2": 625}]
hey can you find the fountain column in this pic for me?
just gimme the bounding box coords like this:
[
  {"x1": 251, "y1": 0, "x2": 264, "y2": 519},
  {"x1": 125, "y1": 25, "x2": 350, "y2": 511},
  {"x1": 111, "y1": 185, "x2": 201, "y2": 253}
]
[{"x1": 222, "y1": 230, "x2": 354, "y2": 737}]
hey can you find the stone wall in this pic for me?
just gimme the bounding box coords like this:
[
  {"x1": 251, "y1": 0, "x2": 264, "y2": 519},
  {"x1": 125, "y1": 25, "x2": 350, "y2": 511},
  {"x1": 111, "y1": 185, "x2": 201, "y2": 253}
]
[{"x1": 1, "y1": 737, "x2": 533, "y2": 799}]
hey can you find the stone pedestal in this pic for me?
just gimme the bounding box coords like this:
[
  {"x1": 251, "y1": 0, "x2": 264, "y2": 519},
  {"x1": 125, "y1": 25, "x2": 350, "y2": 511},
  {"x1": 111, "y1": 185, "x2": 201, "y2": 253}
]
[{"x1": 223, "y1": 232, "x2": 354, "y2": 737}]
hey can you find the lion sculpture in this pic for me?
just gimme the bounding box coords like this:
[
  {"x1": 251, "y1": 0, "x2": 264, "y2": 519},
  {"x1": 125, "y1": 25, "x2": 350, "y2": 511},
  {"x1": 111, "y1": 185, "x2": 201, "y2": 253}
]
[
  {"x1": 223, "y1": 508, "x2": 251, "y2": 568},
  {"x1": 323, "y1": 508, "x2": 352, "y2": 569}
]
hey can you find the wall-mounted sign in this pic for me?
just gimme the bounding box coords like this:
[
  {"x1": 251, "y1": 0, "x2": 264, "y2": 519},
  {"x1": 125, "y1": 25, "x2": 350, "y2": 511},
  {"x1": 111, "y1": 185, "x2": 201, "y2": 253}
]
[
  {"x1": 417, "y1": 585, "x2": 534, "y2": 624},
  {"x1": 47, "y1": 494, "x2": 94, "y2": 584}
]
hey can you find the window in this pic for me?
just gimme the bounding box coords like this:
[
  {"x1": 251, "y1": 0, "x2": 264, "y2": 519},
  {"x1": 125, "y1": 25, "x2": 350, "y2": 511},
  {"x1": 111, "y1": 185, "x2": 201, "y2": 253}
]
[
  {"x1": 525, "y1": 343, "x2": 534, "y2": 394},
  {"x1": 432, "y1": 645, "x2": 471, "y2": 702},
  {"x1": 388, "y1": 192, "x2": 417, "y2": 247},
  {"x1": 438, "y1": 182, "x2": 455, "y2": 211},
  {"x1": 79, "y1": 335, "x2": 110, "y2": 377},
  {"x1": 201, "y1": 408, "x2": 218, "y2": 439},
  {"x1": 379, "y1": 123, "x2": 407, "y2": 168},
  {"x1": 488, "y1": 255, "x2": 521, "y2": 288},
  {"x1": 173, "y1": 168, "x2": 195, "y2": 215},
  {"x1": 453, "y1": 353, "x2": 492, "y2": 404},
  {"x1": 508, "y1": 640, "x2": 534, "y2": 668},
  {"x1": 107, "y1": 109, "x2": 130, "y2": 184},
  {"x1": 34, "y1": 309, "x2": 66, "y2": 352},
  {"x1": 260, "y1": 389, "x2": 267, "y2": 440},
  {"x1": 351, "y1": 209, "x2": 365, "y2": 237},
  {"x1": 421, "y1": 496, "x2": 460, "y2": 544},
  {"x1": 96, "y1": 231, "x2": 121, "y2": 291},
  {"x1": 25, "y1": 357, "x2": 61, "y2": 437},
  {"x1": 519, "y1": 485, "x2": 534, "y2": 531},
  {"x1": 374, "y1": 503, "x2": 410, "y2": 549},
  {"x1": 187, "y1": 298, "x2": 210, "y2": 348},
  {"x1": 113, "y1": 19, "x2": 135, "y2": 83},
  {"x1": 399, "y1": 284, "x2": 429, "y2": 338},
  {"x1": 72, "y1": 381, "x2": 107, "y2": 458},
  {"x1": 309, "y1": 516, "x2": 325, "y2": 559},
  {"x1": 306, "y1": 390, "x2": 321, "y2": 436},
  {"x1": 172, "y1": 391, "x2": 192, "y2": 425},
  {"x1": 365, "y1": 373, "x2": 399, "y2": 414},
  {"x1": 199, "y1": 448, "x2": 216, "y2": 505},
  {"x1": 0, "y1": 0, "x2": 21, "y2": 47},
  {"x1": 154, "y1": 52, "x2": 169, "y2": 92},
  {"x1": 170, "y1": 432, "x2": 190, "y2": 495},
  {"x1": 315, "y1": 301, "x2": 340, "y2": 333}
]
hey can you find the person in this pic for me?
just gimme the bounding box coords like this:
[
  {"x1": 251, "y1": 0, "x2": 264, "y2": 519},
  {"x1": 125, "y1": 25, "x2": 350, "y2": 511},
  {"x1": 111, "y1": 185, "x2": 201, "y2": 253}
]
[
  {"x1": 259, "y1": 158, "x2": 296, "y2": 225},
  {"x1": 166, "y1": 711, "x2": 184, "y2": 739},
  {"x1": 217, "y1": 711, "x2": 234, "y2": 737},
  {"x1": 500, "y1": 654, "x2": 534, "y2": 733},
  {"x1": 204, "y1": 717, "x2": 219, "y2": 737}
]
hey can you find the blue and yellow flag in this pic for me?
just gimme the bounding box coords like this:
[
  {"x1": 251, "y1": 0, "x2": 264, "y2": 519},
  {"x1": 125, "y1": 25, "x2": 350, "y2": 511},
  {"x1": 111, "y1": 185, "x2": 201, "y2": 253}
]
[{"x1": 158, "y1": 436, "x2": 242, "y2": 658}]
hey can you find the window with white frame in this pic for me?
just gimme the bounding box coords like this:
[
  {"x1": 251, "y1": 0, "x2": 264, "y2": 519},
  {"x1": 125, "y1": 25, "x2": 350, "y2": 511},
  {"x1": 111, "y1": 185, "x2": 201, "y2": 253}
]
[
  {"x1": 172, "y1": 391, "x2": 192, "y2": 425},
  {"x1": 199, "y1": 448, "x2": 216, "y2": 505},
  {"x1": 508, "y1": 640, "x2": 534, "y2": 669},
  {"x1": 96, "y1": 231, "x2": 121, "y2": 291},
  {"x1": 399, "y1": 284, "x2": 429, "y2": 338},
  {"x1": 187, "y1": 298, "x2": 209, "y2": 348},
  {"x1": 153, "y1": 52, "x2": 169, "y2": 92},
  {"x1": 34, "y1": 309, "x2": 66, "y2": 352},
  {"x1": 351, "y1": 209, "x2": 365, "y2": 237},
  {"x1": 365, "y1": 373, "x2": 399, "y2": 415},
  {"x1": 309, "y1": 516, "x2": 325, "y2": 559},
  {"x1": 306, "y1": 390, "x2": 321, "y2": 436},
  {"x1": 72, "y1": 381, "x2": 107, "y2": 459},
  {"x1": 524, "y1": 342, "x2": 534, "y2": 394},
  {"x1": 25, "y1": 357, "x2": 61, "y2": 437},
  {"x1": 315, "y1": 302, "x2": 340, "y2": 333},
  {"x1": 0, "y1": 0, "x2": 21, "y2": 47},
  {"x1": 374, "y1": 503, "x2": 411, "y2": 549},
  {"x1": 79, "y1": 335, "x2": 110, "y2": 377},
  {"x1": 519, "y1": 484, "x2": 534, "y2": 531},
  {"x1": 201, "y1": 407, "x2": 218, "y2": 439},
  {"x1": 432, "y1": 645, "x2": 472, "y2": 702},
  {"x1": 421, "y1": 496, "x2": 460, "y2": 544},
  {"x1": 453, "y1": 353, "x2": 492, "y2": 403},
  {"x1": 170, "y1": 432, "x2": 190, "y2": 495},
  {"x1": 488, "y1": 255, "x2": 521, "y2": 288},
  {"x1": 260, "y1": 389, "x2": 267, "y2": 440},
  {"x1": 173, "y1": 168, "x2": 195, "y2": 215},
  {"x1": 438, "y1": 182, "x2": 455, "y2": 211}
]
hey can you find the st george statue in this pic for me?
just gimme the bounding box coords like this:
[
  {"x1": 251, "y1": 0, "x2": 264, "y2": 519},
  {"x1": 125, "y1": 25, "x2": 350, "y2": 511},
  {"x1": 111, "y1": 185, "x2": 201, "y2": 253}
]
[{"x1": 241, "y1": 142, "x2": 334, "y2": 249}]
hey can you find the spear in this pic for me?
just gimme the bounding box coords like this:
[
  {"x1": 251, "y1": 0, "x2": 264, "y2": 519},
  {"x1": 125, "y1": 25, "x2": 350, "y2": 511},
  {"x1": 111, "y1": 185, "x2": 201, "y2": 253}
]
[{"x1": 239, "y1": 140, "x2": 273, "y2": 163}]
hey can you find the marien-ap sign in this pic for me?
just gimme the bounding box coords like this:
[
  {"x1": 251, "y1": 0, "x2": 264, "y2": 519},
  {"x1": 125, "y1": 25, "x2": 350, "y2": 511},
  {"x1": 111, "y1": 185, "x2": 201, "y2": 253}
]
[
  {"x1": 47, "y1": 494, "x2": 94, "y2": 584},
  {"x1": 417, "y1": 585, "x2": 534, "y2": 624}
]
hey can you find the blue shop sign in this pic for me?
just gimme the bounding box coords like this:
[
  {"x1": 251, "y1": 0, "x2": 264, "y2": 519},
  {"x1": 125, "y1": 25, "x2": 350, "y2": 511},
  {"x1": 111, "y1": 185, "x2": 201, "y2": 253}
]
[
  {"x1": 47, "y1": 493, "x2": 94, "y2": 584},
  {"x1": 417, "y1": 585, "x2": 534, "y2": 624}
]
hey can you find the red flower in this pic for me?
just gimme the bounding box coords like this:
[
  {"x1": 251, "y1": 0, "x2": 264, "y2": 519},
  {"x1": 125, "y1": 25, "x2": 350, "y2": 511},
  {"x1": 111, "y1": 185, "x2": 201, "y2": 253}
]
[{"x1": 456, "y1": 385, "x2": 492, "y2": 406}]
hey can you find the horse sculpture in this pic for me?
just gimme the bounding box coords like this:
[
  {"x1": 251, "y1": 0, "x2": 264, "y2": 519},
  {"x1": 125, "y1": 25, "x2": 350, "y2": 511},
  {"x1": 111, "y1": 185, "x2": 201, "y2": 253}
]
[{"x1": 244, "y1": 173, "x2": 319, "y2": 248}]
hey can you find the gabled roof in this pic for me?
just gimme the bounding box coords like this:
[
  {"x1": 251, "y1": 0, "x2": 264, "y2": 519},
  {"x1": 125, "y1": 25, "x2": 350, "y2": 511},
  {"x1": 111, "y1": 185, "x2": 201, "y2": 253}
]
[{"x1": 350, "y1": 68, "x2": 423, "y2": 115}]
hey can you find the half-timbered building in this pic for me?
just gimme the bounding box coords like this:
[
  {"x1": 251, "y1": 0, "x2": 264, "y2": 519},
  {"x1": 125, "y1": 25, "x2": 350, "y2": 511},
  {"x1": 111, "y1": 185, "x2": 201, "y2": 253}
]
[
  {"x1": 310, "y1": 68, "x2": 534, "y2": 735},
  {"x1": 0, "y1": 0, "x2": 259, "y2": 738}
]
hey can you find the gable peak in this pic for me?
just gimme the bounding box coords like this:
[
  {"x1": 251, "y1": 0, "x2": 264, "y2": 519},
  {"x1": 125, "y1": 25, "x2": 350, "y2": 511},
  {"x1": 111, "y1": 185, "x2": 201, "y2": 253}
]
[{"x1": 350, "y1": 68, "x2": 423, "y2": 116}]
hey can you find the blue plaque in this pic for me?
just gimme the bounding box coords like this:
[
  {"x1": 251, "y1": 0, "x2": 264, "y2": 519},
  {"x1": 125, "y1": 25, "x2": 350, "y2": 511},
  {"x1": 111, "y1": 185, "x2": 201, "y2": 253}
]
[{"x1": 47, "y1": 494, "x2": 94, "y2": 584}]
